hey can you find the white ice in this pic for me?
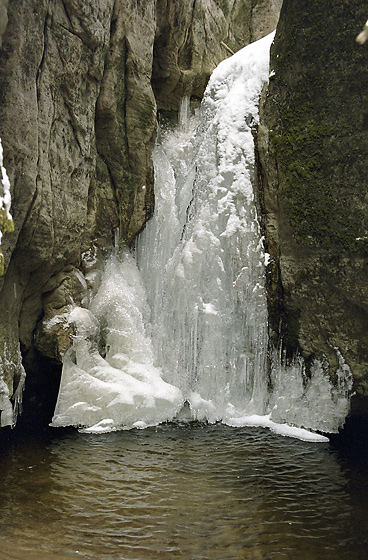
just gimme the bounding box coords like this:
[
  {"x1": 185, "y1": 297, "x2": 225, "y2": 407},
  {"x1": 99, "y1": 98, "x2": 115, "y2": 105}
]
[
  {"x1": 137, "y1": 32, "x2": 275, "y2": 423},
  {"x1": 227, "y1": 414, "x2": 329, "y2": 442},
  {"x1": 0, "y1": 137, "x2": 12, "y2": 245},
  {"x1": 51, "y1": 253, "x2": 183, "y2": 431}
]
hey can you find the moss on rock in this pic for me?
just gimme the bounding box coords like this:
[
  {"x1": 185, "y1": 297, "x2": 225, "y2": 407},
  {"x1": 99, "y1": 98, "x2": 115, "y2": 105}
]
[
  {"x1": 258, "y1": 0, "x2": 368, "y2": 415},
  {"x1": 0, "y1": 208, "x2": 14, "y2": 275}
]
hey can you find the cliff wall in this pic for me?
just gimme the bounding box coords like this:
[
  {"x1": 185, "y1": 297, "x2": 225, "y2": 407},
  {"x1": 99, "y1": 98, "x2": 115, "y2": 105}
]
[{"x1": 258, "y1": 0, "x2": 368, "y2": 418}]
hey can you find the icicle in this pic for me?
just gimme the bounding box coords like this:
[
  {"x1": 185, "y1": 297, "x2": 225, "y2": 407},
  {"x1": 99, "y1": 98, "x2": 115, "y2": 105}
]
[
  {"x1": 268, "y1": 347, "x2": 353, "y2": 433},
  {"x1": 0, "y1": 375, "x2": 13, "y2": 427},
  {"x1": 179, "y1": 96, "x2": 191, "y2": 131},
  {"x1": 51, "y1": 253, "x2": 183, "y2": 432},
  {"x1": 12, "y1": 361, "x2": 26, "y2": 422},
  {"x1": 0, "y1": 346, "x2": 26, "y2": 427},
  {"x1": 114, "y1": 227, "x2": 120, "y2": 251}
]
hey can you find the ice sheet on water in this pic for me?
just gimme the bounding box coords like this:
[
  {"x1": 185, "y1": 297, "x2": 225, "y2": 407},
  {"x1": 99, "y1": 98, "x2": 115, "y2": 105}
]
[{"x1": 226, "y1": 415, "x2": 329, "y2": 442}]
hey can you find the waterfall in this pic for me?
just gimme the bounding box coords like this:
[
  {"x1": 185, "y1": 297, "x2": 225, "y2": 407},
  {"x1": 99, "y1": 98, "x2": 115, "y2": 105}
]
[
  {"x1": 50, "y1": 32, "x2": 352, "y2": 440},
  {"x1": 136, "y1": 34, "x2": 272, "y2": 422}
]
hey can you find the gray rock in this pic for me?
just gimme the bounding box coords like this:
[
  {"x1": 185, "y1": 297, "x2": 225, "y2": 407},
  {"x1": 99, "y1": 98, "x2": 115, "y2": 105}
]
[
  {"x1": 258, "y1": 0, "x2": 368, "y2": 418},
  {"x1": 0, "y1": 0, "x2": 8, "y2": 47},
  {"x1": 153, "y1": 0, "x2": 282, "y2": 110}
]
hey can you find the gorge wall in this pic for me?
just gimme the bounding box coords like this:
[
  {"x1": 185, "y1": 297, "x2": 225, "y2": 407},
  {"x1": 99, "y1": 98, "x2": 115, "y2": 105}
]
[
  {"x1": 0, "y1": 0, "x2": 281, "y2": 427},
  {"x1": 258, "y1": 0, "x2": 368, "y2": 419}
]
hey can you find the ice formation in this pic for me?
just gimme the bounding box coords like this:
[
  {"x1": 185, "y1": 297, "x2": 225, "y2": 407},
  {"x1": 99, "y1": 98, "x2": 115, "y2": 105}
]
[
  {"x1": 0, "y1": 345, "x2": 26, "y2": 428},
  {"x1": 51, "y1": 32, "x2": 352, "y2": 440},
  {"x1": 51, "y1": 253, "x2": 183, "y2": 432},
  {"x1": 137, "y1": 32, "x2": 274, "y2": 423}
]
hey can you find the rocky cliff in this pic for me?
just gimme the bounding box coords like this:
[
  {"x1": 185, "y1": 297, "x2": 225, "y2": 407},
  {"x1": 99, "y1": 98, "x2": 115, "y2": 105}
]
[
  {"x1": 0, "y1": 1, "x2": 8, "y2": 47},
  {"x1": 258, "y1": 0, "x2": 368, "y2": 419},
  {"x1": 0, "y1": 0, "x2": 280, "y2": 427}
]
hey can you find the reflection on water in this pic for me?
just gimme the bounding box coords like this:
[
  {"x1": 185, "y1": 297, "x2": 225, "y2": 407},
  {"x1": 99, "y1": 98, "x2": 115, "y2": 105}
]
[{"x1": 0, "y1": 424, "x2": 367, "y2": 560}]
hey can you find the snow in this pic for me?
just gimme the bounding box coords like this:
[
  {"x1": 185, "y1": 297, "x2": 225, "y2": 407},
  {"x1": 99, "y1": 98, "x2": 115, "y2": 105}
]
[
  {"x1": 43, "y1": 311, "x2": 72, "y2": 331},
  {"x1": 0, "y1": 137, "x2": 12, "y2": 244}
]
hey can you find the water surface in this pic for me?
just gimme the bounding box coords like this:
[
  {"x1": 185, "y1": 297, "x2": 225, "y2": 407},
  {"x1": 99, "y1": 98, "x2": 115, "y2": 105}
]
[{"x1": 0, "y1": 425, "x2": 367, "y2": 560}]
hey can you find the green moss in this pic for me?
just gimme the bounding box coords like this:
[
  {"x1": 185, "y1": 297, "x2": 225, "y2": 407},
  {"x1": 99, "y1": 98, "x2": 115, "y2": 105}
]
[
  {"x1": 266, "y1": 0, "x2": 368, "y2": 258},
  {"x1": 0, "y1": 208, "x2": 14, "y2": 234},
  {"x1": 269, "y1": 108, "x2": 368, "y2": 255},
  {"x1": 0, "y1": 208, "x2": 14, "y2": 276}
]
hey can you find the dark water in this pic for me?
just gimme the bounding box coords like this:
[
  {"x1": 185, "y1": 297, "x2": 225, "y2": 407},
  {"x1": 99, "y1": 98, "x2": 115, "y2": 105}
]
[{"x1": 0, "y1": 424, "x2": 367, "y2": 560}]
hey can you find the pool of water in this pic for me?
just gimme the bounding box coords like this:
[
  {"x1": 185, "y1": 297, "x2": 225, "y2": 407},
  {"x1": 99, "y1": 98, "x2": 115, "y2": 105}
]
[{"x1": 0, "y1": 424, "x2": 367, "y2": 560}]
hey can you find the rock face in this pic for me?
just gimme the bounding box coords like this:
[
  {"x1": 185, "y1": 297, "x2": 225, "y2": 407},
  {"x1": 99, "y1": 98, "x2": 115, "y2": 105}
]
[
  {"x1": 258, "y1": 0, "x2": 368, "y2": 418},
  {"x1": 0, "y1": 0, "x2": 280, "y2": 426},
  {"x1": 0, "y1": 0, "x2": 8, "y2": 47},
  {"x1": 152, "y1": 0, "x2": 282, "y2": 110}
]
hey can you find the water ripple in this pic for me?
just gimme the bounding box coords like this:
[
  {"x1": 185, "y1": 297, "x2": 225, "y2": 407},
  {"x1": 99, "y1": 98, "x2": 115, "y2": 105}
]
[{"x1": 0, "y1": 425, "x2": 367, "y2": 559}]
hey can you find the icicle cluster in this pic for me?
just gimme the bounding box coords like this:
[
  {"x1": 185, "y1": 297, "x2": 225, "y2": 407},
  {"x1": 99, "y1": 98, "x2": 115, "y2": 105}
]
[{"x1": 0, "y1": 345, "x2": 26, "y2": 428}]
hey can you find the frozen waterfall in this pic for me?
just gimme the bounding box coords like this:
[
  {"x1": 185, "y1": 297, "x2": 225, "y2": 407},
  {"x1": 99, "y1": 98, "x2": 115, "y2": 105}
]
[
  {"x1": 50, "y1": 32, "x2": 352, "y2": 440},
  {"x1": 136, "y1": 33, "x2": 272, "y2": 424}
]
